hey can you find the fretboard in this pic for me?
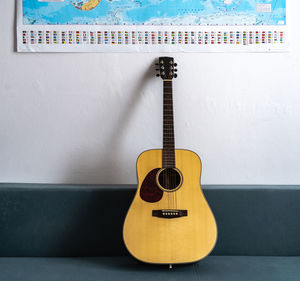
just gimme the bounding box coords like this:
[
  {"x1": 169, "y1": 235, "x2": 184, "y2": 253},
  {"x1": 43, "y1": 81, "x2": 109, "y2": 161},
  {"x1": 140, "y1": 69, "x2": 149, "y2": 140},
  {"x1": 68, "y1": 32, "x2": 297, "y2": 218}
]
[{"x1": 162, "y1": 80, "x2": 175, "y2": 168}]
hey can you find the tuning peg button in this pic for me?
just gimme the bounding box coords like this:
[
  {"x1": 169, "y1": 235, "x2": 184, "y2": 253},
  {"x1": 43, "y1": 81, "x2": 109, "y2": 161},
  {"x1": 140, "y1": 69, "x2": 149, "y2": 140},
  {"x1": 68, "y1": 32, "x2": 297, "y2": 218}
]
[
  {"x1": 174, "y1": 69, "x2": 177, "y2": 72},
  {"x1": 156, "y1": 74, "x2": 160, "y2": 77},
  {"x1": 174, "y1": 74, "x2": 178, "y2": 78}
]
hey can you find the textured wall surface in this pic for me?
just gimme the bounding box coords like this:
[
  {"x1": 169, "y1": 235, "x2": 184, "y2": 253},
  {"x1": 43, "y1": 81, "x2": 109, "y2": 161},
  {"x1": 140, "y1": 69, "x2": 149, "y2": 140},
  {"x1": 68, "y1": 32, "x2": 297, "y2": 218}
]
[{"x1": 0, "y1": 2, "x2": 300, "y2": 184}]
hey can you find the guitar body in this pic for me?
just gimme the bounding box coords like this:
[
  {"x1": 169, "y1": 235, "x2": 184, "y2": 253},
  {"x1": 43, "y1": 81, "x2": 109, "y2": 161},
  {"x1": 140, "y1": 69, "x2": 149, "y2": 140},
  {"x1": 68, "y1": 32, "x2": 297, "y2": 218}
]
[{"x1": 123, "y1": 149, "x2": 217, "y2": 264}]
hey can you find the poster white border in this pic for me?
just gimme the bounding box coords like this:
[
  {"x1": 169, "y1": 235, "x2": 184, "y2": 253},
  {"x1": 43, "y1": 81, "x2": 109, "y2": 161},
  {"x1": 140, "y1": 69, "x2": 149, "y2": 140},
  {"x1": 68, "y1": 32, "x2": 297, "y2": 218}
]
[{"x1": 17, "y1": 0, "x2": 290, "y2": 53}]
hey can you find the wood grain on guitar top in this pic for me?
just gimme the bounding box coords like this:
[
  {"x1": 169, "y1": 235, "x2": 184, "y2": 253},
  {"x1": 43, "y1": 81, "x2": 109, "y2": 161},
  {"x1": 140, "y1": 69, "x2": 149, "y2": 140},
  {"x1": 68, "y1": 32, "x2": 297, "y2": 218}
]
[{"x1": 123, "y1": 149, "x2": 217, "y2": 264}]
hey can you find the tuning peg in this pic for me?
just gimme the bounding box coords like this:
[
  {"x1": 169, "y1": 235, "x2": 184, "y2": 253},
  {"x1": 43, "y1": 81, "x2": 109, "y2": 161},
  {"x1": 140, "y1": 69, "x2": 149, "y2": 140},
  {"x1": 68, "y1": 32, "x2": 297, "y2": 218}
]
[
  {"x1": 174, "y1": 63, "x2": 177, "y2": 67},
  {"x1": 174, "y1": 69, "x2": 177, "y2": 72},
  {"x1": 156, "y1": 69, "x2": 159, "y2": 71},
  {"x1": 156, "y1": 74, "x2": 160, "y2": 77},
  {"x1": 174, "y1": 74, "x2": 177, "y2": 78},
  {"x1": 155, "y1": 63, "x2": 159, "y2": 66}
]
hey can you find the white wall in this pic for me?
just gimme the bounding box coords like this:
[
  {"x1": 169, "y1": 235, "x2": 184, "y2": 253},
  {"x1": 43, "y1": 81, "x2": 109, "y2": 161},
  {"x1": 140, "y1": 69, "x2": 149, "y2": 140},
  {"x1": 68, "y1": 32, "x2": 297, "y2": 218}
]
[{"x1": 1, "y1": 1, "x2": 300, "y2": 185}]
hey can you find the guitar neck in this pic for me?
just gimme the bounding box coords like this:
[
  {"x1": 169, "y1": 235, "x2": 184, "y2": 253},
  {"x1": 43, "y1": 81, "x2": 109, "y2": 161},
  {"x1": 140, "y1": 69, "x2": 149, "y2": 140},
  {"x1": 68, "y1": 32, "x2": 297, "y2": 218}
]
[{"x1": 162, "y1": 80, "x2": 175, "y2": 168}]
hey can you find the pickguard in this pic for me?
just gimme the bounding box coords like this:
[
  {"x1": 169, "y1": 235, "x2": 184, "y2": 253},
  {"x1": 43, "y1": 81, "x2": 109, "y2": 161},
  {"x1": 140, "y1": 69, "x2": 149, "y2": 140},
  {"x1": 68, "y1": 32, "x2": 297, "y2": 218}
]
[{"x1": 140, "y1": 168, "x2": 163, "y2": 203}]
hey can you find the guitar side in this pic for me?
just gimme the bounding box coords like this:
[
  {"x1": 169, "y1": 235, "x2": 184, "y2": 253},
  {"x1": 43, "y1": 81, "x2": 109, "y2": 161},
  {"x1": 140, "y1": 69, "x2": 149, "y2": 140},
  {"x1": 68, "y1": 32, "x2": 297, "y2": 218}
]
[{"x1": 123, "y1": 149, "x2": 217, "y2": 264}]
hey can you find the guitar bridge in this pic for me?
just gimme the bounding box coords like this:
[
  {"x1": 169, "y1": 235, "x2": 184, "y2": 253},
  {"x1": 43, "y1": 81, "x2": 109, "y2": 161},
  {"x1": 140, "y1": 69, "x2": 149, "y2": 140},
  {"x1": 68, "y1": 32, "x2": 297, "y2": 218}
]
[{"x1": 152, "y1": 209, "x2": 188, "y2": 219}]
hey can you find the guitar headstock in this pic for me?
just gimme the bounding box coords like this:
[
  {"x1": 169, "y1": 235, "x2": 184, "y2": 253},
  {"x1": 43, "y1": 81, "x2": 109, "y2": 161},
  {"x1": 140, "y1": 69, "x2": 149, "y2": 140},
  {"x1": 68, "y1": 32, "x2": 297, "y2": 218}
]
[{"x1": 155, "y1": 57, "x2": 178, "y2": 80}]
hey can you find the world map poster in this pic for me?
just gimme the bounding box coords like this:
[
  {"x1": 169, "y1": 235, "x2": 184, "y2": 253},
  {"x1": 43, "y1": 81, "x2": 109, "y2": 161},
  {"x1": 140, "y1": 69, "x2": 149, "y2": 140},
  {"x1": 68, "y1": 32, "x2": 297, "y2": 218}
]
[{"x1": 17, "y1": 0, "x2": 289, "y2": 52}]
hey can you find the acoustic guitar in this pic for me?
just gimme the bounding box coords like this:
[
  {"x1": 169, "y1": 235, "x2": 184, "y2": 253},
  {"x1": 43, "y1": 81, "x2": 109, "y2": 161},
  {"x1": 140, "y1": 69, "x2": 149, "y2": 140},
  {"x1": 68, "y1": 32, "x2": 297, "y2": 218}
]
[{"x1": 123, "y1": 57, "x2": 217, "y2": 266}]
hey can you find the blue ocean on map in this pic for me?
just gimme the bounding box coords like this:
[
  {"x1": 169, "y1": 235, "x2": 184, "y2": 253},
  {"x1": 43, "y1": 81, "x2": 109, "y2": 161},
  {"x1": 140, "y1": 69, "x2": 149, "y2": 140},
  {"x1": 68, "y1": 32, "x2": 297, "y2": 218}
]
[{"x1": 22, "y1": 0, "x2": 286, "y2": 25}]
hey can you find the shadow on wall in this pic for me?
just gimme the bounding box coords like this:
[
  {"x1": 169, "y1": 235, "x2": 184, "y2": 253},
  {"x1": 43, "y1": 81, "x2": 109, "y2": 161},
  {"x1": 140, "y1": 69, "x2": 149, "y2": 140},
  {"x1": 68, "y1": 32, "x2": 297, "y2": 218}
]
[
  {"x1": 14, "y1": 0, "x2": 18, "y2": 52},
  {"x1": 63, "y1": 59, "x2": 157, "y2": 184}
]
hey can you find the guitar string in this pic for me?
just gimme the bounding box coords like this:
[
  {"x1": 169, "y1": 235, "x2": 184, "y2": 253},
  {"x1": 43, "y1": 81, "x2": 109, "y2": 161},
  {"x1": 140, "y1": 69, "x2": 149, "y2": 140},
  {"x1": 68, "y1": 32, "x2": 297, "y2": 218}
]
[
  {"x1": 166, "y1": 80, "x2": 171, "y2": 210},
  {"x1": 167, "y1": 77, "x2": 176, "y2": 209},
  {"x1": 173, "y1": 80, "x2": 177, "y2": 210},
  {"x1": 167, "y1": 79, "x2": 174, "y2": 210},
  {"x1": 166, "y1": 76, "x2": 170, "y2": 207},
  {"x1": 170, "y1": 81, "x2": 175, "y2": 210},
  {"x1": 172, "y1": 79, "x2": 177, "y2": 210},
  {"x1": 164, "y1": 81, "x2": 170, "y2": 210},
  {"x1": 165, "y1": 81, "x2": 169, "y2": 209},
  {"x1": 163, "y1": 67, "x2": 179, "y2": 211},
  {"x1": 166, "y1": 82, "x2": 174, "y2": 209},
  {"x1": 170, "y1": 79, "x2": 175, "y2": 210},
  {"x1": 167, "y1": 81, "x2": 171, "y2": 209}
]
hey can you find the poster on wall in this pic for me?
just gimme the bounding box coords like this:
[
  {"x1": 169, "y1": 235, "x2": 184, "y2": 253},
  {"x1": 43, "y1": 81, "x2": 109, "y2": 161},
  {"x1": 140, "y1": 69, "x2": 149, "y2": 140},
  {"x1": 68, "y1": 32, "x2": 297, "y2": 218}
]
[{"x1": 17, "y1": 0, "x2": 288, "y2": 52}]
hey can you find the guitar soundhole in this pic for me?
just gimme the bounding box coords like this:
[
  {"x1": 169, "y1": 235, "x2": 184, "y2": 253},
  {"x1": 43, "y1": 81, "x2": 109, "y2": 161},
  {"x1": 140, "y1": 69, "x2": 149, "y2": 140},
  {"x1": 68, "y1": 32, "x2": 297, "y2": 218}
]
[{"x1": 157, "y1": 168, "x2": 182, "y2": 191}]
